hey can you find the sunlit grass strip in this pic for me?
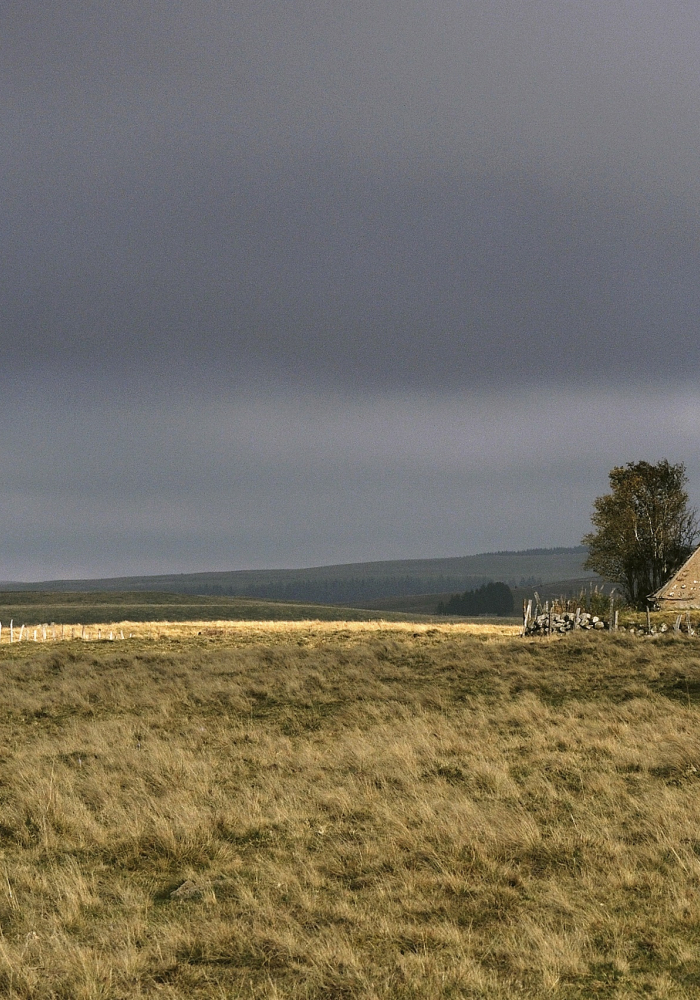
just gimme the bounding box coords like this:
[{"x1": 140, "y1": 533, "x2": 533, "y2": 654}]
[
  {"x1": 0, "y1": 618, "x2": 523, "y2": 643},
  {"x1": 2, "y1": 613, "x2": 697, "y2": 644}
]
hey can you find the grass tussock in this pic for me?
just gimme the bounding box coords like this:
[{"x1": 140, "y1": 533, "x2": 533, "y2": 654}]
[{"x1": 0, "y1": 628, "x2": 699, "y2": 997}]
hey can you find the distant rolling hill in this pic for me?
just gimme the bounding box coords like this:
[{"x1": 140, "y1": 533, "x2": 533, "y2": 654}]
[
  {"x1": 350, "y1": 578, "x2": 612, "y2": 616},
  {"x1": 0, "y1": 547, "x2": 599, "y2": 605}
]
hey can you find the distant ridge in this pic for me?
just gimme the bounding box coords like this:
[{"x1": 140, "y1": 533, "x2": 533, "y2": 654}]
[{"x1": 1, "y1": 547, "x2": 598, "y2": 605}]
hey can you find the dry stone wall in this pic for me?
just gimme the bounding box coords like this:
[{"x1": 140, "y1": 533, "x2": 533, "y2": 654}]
[
  {"x1": 524, "y1": 611, "x2": 608, "y2": 635},
  {"x1": 523, "y1": 604, "x2": 696, "y2": 636}
]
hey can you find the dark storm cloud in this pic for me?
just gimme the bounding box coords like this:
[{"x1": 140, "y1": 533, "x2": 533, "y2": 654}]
[
  {"x1": 3, "y1": 1, "x2": 700, "y2": 392},
  {"x1": 2, "y1": 2, "x2": 700, "y2": 577}
]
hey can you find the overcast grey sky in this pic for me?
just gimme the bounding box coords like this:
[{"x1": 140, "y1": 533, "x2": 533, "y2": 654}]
[{"x1": 2, "y1": 1, "x2": 699, "y2": 578}]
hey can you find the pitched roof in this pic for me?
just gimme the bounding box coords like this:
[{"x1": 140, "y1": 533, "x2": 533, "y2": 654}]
[{"x1": 652, "y1": 546, "x2": 700, "y2": 604}]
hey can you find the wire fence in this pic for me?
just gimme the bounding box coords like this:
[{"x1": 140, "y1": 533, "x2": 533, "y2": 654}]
[{"x1": 0, "y1": 621, "x2": 132, "y2": 643}]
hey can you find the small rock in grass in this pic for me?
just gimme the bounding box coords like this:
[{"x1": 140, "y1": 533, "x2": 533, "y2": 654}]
[{"x1": 170, "y1": 880, "x2": 205, "y2": 901}]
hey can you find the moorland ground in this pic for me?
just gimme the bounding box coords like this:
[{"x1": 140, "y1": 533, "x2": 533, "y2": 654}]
[
  {"x1": 1, "y1": 622, "x2": 700, "y2": 998},
  {"x1": 0, "y1": 591, "x2": 461, "y2": 627}
]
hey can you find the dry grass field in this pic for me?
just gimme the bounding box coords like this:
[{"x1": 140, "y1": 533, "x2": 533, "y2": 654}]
[
  {"x1": 0, "y1": 619, "x2": 520, "y2": 645},
  {"x1": 1, "y1": 622, "x2": 700, "y2": 998}
]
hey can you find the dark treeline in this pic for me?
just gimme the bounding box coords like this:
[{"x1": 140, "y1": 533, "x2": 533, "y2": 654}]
[
  {"x1": 437, "y1": 582, "x2": 515, "y2": 617},
  {"x1": 186, "y1": 575, "x2": 494, "y2": 605}
]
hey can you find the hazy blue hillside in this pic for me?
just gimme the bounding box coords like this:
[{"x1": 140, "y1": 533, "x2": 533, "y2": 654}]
[{"x1": 0, "y1": 548, "x2": 596, "y2": 604}]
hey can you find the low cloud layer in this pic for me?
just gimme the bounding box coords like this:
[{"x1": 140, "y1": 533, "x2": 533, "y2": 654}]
[{"x1": 1, "y1": 384, "x2": 697, "y2": 580}]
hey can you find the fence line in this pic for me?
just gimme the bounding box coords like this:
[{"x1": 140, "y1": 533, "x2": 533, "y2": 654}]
[{"x1": 0, "y1": 621, "x2": 135, "y2": 643}]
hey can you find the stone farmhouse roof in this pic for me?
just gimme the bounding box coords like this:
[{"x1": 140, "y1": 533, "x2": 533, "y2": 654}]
[{"x1": 652, "y1": 547, "x2": 700, "y2": 608}]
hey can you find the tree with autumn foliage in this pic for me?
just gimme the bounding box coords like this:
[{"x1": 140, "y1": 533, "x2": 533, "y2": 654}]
[{"x1": 582, "y1": 460, "x2": 698, "y2": 607}]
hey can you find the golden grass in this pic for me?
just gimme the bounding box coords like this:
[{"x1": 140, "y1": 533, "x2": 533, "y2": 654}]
[
  {"x1": 0, "y1": 626, "x2": 699, "y2": 997},
  {"x1": 0, "y1": 618, "x2": 521, "y2": 646}
]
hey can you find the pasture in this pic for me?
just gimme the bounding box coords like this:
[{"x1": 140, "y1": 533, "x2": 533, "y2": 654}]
[
  {"x1": 0, "y1": 622, "x2": 699, "y2": 998},
  {"x1": 0, "y1": 590, "x2": 457, "y2": 628}
]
